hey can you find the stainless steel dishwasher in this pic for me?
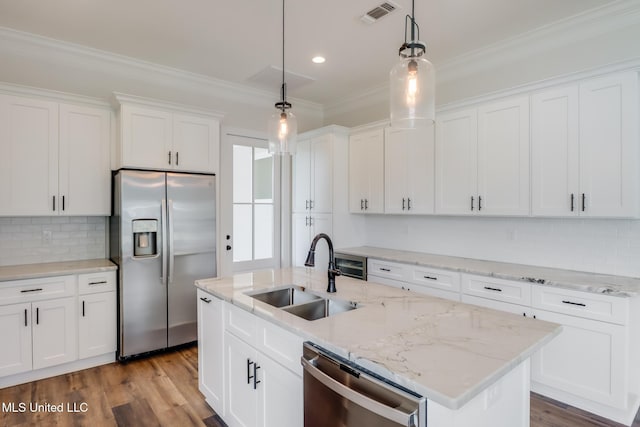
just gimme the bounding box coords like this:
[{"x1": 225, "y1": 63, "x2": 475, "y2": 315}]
[{"x1": 301, "y1": 342, "x2": 426, "y2": 427}]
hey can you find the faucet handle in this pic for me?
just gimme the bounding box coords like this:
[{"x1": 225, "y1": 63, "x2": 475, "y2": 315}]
[{"x1": 329, "y1": 267, "x2": 342, "y2": 276}]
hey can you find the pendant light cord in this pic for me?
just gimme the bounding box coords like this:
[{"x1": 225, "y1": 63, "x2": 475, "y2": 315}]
[{"x1": 280, "y1": 0, "x2": 286, "y2": 109}]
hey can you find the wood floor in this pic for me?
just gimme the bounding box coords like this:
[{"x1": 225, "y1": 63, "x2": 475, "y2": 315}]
[{"x1": 0, "y1": 345, "x2": 638, "y2": 427}]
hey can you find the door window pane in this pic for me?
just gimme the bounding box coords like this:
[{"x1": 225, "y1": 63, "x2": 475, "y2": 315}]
[
  {"x1": 233, "y1": 204, "x2": 252, "y2": 262},
  {"x1": 254, "y1": 205, "x2": 273, "y2": 260},
  {"x1": 233, "y1": 145, "x2": 252, "y2": 203}
]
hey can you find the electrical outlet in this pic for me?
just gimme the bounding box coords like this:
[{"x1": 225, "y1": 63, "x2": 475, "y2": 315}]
[
  {"x1": 42, "y1": 230, "x2": 52, "y2": 244},
  {"x1": 484, "y1": 382, "x2": 502, "y2": 409}
]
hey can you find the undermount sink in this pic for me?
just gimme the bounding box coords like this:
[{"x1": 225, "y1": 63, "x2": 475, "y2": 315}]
[
  {"x1": 247, "y1": 285, "x2": 322, "y2": 308},
  {"x1": 282, "y1": 298, "x2": 358, "y2": 321},
  {"x1": 246, "y1": 285, "x2": 358, "y2": 321}
]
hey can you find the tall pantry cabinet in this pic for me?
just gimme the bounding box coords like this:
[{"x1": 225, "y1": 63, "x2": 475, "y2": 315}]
[{"x1": 291, "y1": 126, "x2": 348, "y2": 269}]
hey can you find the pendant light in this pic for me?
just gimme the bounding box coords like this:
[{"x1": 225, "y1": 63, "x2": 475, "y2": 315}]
[
  {"x1": 389, "y1": 0, "x2": 435, "y2": 129},
  {"x1": 268, "y1": 0, "x2": 297, "y2": 155}
]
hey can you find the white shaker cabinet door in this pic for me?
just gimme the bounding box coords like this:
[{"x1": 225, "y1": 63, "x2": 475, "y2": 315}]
[
  {"x1": 120, "y1": 104, "x2": 173, "y2": 170},
  {"x1": 0, "y1": 303, "x2": 32, "y2": 377},
  {"x1": 477, "y1": 96, "x2": 530, "y2": 216},
  {"x1": 78, "y1": 291, "x2": 116, "y2": 359},
  {"x1": 225, "y1": 332, "x2": 258, "y2": 427},
  {"x1": 258, "y1": 353, "x2": 303, "y2": 427},
  {"x1": 197, "y1": 291, "x2": 225, "y2": 416},
  {"x1": 435, "y1": 108, "x2": 478, "y2": 215},
  {"x1": 292, "y1": 139, "x2": 312, "y2": 213},
  {"x1": 310, "y1": 135, "x2": 333, "y2": 214},
  {"x1": 531, "y1": 86, "x2": 580, "y2": 217},
  {"x1": 32, "y1": 296, "x2": 77, "y2": 370},
  {"x1": 0, "y1": 95, "x2": 58, "y2": 216},
  {"x1": 579, "y1": 72, "x2": 639, "y2": 217},
  {"x1": 59, "y1": 103, "x2": 111, "y2": 215},
  {"x1": 348, "y1": 129, "x2": 384, "y2": 213},
  {"x1": 172, "y1": 113, "x2": 220, "y2": 173}
]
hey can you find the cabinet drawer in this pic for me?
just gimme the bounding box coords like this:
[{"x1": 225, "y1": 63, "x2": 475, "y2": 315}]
[
  {"x1": 0, "y1": 276, "x2": 76, "y2": 305},
  {"x1": 367, "y1": 259, "x2": 409, "y2": 281},
  {"x1": 462, "y1": 294, "x2": 532, "y2": 317},
  {"x1": 410, "y1": 266, "x2": 461, "y2": 292},
  {"x1": 462, "y1": 274, "x2": 531, "y2": 305},
  {"x1": 78, "y1": 271, "x2": 116, "y2": 294},
  {"x1": 532, "y1": 286, "x2": 628, "y2": 325},
  {"x1": 225, "y1": 302, "x2": 256, "y2": 345},
  {"x1": 256, "y1": 320, "x2": 303, "y2": 376}
]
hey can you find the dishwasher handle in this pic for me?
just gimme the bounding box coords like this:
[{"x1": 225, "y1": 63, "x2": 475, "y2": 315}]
[{"x1": 301, "y1": 356, "x2": 419, "y2": 427}]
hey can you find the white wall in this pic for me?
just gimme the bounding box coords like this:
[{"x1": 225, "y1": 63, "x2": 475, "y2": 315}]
[
  {"x1": 0, "y1": 217, "x2": 107, "y2": 267},
  {"x1": 362, "y1": 215, "x2": 640, "y2": 277}
]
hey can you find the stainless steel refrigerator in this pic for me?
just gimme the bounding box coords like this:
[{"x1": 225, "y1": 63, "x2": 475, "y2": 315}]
[{"x1": 110, "y1": 169, "x2": 216, "y2": 359}]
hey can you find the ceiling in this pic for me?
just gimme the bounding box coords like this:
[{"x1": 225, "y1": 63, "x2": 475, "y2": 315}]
[{"x1": 0, "y1": 0, "x2": 616, "y2": 106}]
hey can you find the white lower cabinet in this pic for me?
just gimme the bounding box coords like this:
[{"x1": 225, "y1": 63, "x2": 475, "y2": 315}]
[
  {"x1": 78, "y1": 292, "x2": 116, "y2": 359},
  {"x1": 530, "y1": 308, "x2": 626, "y2": 408},
  {"x1": 0, "y1": 303, "x2": 33, "y2": 376},
  {"x1": 32, "y1": 297, "x2": 77, "y2": 370},
  {"x1": 199, "y1": 298, "x2": 303, "y2": 427},
  {"x1": 197, "y1": 290, "x2": 225, "y2": 416}
]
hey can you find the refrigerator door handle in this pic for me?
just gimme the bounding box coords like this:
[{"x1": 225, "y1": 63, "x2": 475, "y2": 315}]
[
  {"x1": 168, "y1": 199, "x2": 175, "y2": 284},
  {"x1": 161, "y1": 198, "x2": 168, "y2": 285}
]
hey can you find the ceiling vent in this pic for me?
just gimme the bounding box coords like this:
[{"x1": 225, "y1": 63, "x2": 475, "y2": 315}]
[{"x1": 361, "y1": 2, "x2": 399, "y2": 24}]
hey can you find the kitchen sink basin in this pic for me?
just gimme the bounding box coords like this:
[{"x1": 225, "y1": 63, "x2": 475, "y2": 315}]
[
  {"x1": 247, "y1": 285, "x2": 322, "y2": 308},
  {"x1": 282, "y1": 298, "x2": 358, "y2": 321}
]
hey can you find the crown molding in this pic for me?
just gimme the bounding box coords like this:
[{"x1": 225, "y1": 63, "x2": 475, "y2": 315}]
[
  {"x1": 298, "y1": 124, "x2": 350, "y2": 140},
  {"x1": 0, "y1": 81, "x2": 111, "y2": 107},
  {"x1": 0, "y1": 26, "x2": 323, "y2": 116},
  {"x1": 112, "y1": 92, "x2": 225, "y2": 118}
]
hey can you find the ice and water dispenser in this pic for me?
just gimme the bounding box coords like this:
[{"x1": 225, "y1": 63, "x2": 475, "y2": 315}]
[{"x1": 132, "y1": 219, "x2": 158, "y2": 257}]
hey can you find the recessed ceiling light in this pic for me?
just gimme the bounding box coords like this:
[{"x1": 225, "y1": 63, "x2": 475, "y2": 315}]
[{"x1": 312, "y1": 56, "x2": 326, "y2": 64}]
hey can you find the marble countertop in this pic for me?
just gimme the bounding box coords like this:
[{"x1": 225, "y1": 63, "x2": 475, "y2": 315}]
[
  {"x1": 0, "y1": 259, "x2": 117, "y2": 282},
  {"x1": 337, "y1": 246, "x2": 640, "y2": 297},
  {"x1": 196, "y1": 268, "x2": 561, "y2": 410}
]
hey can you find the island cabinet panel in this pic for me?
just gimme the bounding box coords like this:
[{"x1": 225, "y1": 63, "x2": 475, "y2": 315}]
[
  {"x1": 197, "y1": 290, "x2": 225, "y2": 416},
  {"x1": 349, "y1": 128, "x2": 384, "y2": 213},
  {"x1": 530, "y1": 309, "x2": 627, "y2": 409},
  {"x1": 221, "y1": 301, "x2": 303, "y2": 427}
]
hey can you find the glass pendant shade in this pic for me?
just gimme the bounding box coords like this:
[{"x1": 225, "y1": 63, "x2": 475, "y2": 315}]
[
  {"x1": 268, "y1": 109, "x2": 297, "y2": 155},
  {"x1": 390, "y1": 54, "x2": 435, "y2": 128}
]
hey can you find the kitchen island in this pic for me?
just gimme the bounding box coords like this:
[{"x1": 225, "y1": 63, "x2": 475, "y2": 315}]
[{"x1": 196, "y1": 268, "x2": 561, "y2": 426}]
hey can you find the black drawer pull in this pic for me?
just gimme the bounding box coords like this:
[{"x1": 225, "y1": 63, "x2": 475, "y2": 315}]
[
  {"x1": 21, "y1": 288, "x2": 43, "y2": 293},
  {"x1": 36, "y1": 307, "x2": 39, "y2": 325},
  {"x1": 483, "y1": 286, "x2": 502, "y2": 292},
  {"x1": 24, "y1": 309, "x2": 28, "y2": 327},
  {"x1": 379, "y1": 268, "x2": 391, "y2": 272},
  {"x1": 253, "y1": 364, "x2": 261, "y2": 389},
  {"x1": 82, "y1": 300, "x2": 85, "y2": 317},
  {"x1": 247, "y1": 359, "x2": 254, "y2": 384},
  {"x1": 423, "y1": 276, "x2": 437, "y2": 281},
  {"x1": 199, "y1": 297, "x2": 211, "y2": 303},
  {"x1": 88, "y1": 281, "x2": 107, "y2": 286},
  {"x1": 562, "y1": 300, "x2": 586, "y2": 307}
]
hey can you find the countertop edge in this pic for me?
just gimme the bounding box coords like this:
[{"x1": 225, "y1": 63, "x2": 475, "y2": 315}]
[{"x1": 0, "y1": 259, "x2": 118, "y2": 282}]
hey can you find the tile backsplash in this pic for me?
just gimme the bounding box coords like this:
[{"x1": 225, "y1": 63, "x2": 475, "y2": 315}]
[
  {"x1": 0, "y1": 217, "x2": 107, "y2": 267},
  {"x1": 362, "y1": 216, "x2": 640, "y2": 278}
]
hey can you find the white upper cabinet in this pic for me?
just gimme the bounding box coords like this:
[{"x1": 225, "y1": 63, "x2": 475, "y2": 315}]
[
  {"x1": 0, "y1": 95, "x2": 58, "y2": 216},
  {"x1": 477, "y1": 96, "x2": 530, "y2": 215},
  {"x1": 292, "y1": 135, "x2": 332, "y2": 214},
  {"x1": 435, "y1": 108, "x2": 478, "y2": 215},
  {"x1": 0, "y1": 94, "x2": 110, "y2": 216},
  {"x1": 579, "y1": 72, "x2": 638, "y2": 217},
  {"x1": 59, "y1": 103, "x2": 111, "y2": 215},
  {"x1": 435, "y1": 96, "x2": 529, "y2": 216},
  {"x1": 349, "y1": 128, "x2": 384, "y2": 213},
  {"x1": 532, "y1": 72, "x2": 638, "y2": 218},
  {"x1": 117, "y1": 96, "x2": 221, "y2": 174},
  {"x1": 531, "y1": 86, "x2": 580, "y2": 216},
  {"x1": 384, "y1": 126, "x2": 435, "y2": 214}
]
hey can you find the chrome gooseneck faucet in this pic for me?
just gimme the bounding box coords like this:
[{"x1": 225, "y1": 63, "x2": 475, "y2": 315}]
[{"x1": 304, "y1": 233, "x2": 341, "y2": 293}]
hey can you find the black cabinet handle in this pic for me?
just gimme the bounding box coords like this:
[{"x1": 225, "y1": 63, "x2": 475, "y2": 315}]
[
  {"x1": 570, "y1": 193, "x2": 575, "y2": 212},
  {"x1": 470, "y1": 196, "x2": 474, "y2": 211},
  {"x1": 82, "y1": 300, "x2": 85, "y2": 317},
  {"x1": 305, "y1": 200, "x2": 309, "y2": 210},
  {"x1": 62, "y1": 195, "x2": 65, "y2": 211},
  {"x1": 562, "y1": 300, "x2": 586, "y2": 307},
  {"x1": 407, "y1": 198, "x2": 411, "y2": 210},
  {"x1": 360, "y1": 199, "x2": 363, "y2": 210},
  {"x1": 365, "y1": 199, "x2": 369, "y2": 210},
  {"x1": 582, "y1": 193, "x2": 586, "y2": 212},
  {"x1": 247, "y1": 359, "x2": 254, "y2": 384},
  {"x1": 20, "y1": 288, "x2": 43, "y2": 293},
  {"x1": 36, "y1": 307, "x2": 39, "y2": 325},
  {"x1": 478, "y1": 196, "x2": 482, "y2": 211},
  {"x1": 199, "y1": 297, "x2": 211, "y2": 303},
  {"x1": 168, "y1": 151, "x2": 172, "y2": 165},
  {"x1": 176, "y1": 152, "x2": 179, "y2": 166},
  {"x1": 24, "y1": 309, "x2": 27, "y2": 327},
  {"x1": 89, "y1": 281, "x2": 107, "y2": 286},
  {"x1": 380, "y1": 268, "x2": 391, "y2": 272},
  {"x1": 483, "y1": 286, "x2": 502, "y2": 292},
  {"x1": 402, "y1": 198, "x2": 405, "y2": 210},
  {"x1": 52, "y1": 195, "x2": 56, "y2": 211},
  {"x1": 423, "y1": 276, "x2": 437, "y2": 281},
  {"x1": 253, "y1": 364, "x2": 261, "y2": 389}
]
